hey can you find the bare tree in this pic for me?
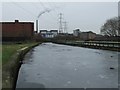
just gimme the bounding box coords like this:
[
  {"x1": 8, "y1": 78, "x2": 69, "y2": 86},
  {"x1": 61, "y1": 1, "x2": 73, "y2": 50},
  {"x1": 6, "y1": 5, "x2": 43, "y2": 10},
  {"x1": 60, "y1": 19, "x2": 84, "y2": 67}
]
[{"x1": 100, "y1": 17, "x2": 119, "y2": 36}]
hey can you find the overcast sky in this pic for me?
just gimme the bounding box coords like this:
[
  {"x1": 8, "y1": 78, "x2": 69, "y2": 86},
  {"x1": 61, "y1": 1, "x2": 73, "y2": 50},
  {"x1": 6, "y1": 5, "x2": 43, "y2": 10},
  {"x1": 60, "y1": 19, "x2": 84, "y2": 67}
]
[{"x1": 1, "y1": 1, "x2": 118, "y2": 34}]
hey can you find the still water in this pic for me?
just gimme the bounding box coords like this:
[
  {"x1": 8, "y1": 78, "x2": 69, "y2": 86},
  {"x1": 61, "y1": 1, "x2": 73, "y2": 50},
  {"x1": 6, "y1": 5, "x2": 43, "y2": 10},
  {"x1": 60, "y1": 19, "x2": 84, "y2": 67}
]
[{"x1": 16, "y1": 43, "x2": 118, "y2": 88}]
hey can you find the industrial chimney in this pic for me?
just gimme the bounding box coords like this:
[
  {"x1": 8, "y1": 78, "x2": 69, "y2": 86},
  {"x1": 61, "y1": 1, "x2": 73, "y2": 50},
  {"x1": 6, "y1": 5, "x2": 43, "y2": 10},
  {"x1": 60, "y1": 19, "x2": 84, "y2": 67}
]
[{"x1": 36, "y1": 20, "x2": 38, "y2": 33}]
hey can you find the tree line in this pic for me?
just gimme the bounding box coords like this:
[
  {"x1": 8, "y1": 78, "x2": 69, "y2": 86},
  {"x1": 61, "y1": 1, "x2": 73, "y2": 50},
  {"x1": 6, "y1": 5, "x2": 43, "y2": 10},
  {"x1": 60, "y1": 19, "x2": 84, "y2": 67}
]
[{"x1": 100, "y1": 16, "x2": 120, "y2": 36}]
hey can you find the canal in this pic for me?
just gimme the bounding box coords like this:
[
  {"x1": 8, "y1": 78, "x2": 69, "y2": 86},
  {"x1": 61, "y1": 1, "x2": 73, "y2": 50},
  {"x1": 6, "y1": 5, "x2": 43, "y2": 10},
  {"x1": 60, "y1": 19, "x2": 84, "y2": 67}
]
[{"x1": 16, "y1": 43, "x2": 119, "y2": 88}]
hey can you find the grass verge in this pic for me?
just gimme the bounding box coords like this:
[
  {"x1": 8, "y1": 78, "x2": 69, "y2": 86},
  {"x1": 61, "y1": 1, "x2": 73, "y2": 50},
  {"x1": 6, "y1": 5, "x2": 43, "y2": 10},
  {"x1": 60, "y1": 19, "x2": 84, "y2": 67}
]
[
  {"x1": 2, "y1": 43, "x2": 39, "y2": 65},
  {"x1": 2, "y1": 42, "x2": 41, "y2": 90}
]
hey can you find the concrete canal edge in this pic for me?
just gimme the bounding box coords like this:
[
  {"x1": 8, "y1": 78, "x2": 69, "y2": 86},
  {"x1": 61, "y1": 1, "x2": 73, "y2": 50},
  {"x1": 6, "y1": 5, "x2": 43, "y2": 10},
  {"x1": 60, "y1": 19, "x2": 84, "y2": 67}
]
[{"x1": 2, "y1": 42, "x2": 41, "y2": 90}]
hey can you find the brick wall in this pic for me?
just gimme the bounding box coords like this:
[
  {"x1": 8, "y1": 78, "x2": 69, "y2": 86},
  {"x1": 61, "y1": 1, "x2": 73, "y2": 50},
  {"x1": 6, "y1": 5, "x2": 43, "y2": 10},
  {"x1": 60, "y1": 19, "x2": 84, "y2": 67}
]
[{"x1": 1, "y1": 20, "x2": 34, "y2": 41}]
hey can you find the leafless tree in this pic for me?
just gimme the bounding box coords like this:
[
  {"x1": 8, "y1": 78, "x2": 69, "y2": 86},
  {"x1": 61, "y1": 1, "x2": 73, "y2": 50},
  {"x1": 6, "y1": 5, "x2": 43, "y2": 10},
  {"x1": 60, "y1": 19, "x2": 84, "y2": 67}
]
[{"x1": 100, "y1": 17, "x2": 120, "y2": 36}]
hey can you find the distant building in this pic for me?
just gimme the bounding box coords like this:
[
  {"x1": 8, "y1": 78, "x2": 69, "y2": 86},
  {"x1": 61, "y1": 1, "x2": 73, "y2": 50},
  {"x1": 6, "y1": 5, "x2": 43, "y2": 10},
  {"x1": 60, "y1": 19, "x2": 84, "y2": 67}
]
[
  {"x1": 73, "y1": 29, "x2": 80, "y2": 36},
  {"x1": 1, "y1": 20, "x2": 34, "y2": 41},
  {"x1": 80, "y1": 31, "x2": 96, "y2": 40},
  {"x1": 40, "y1": 30, "x2": 58, "y2": 38},
  {"x1": 50, "y1": 30, "x2": 58, "y2": 36},
  {"x1": 40, "y1": 30, "x2": 48, "y2": 37}
]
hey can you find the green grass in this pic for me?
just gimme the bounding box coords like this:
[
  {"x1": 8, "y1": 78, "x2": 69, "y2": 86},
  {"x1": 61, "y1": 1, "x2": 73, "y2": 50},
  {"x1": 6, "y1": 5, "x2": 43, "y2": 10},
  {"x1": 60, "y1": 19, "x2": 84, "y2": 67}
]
[
  {"x1": 2, "y1": 42, "x2": 40, "y2": 89},
  {"x1": 2, "y1": 42, "x2": 39, "y2": 65}
]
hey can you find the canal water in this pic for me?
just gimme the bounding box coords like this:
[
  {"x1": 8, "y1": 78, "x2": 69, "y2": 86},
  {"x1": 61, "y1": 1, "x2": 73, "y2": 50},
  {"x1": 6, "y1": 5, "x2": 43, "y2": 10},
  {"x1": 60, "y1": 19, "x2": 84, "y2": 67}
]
[{"x1": 16, "y1": 43, "x2": 119, "y2": 88}]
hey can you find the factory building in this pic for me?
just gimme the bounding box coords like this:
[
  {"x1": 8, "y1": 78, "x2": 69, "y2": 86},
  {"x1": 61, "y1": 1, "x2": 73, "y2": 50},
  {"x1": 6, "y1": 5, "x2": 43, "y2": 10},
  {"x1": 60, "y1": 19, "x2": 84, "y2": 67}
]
[
  {"x1": 73, "y1": 29, "x2": 97, "y2": 40},
  {"x1": 79, "y1": 31, "x2": 96, "y2": 40},
  {"x1": 1, "y1": 20, "x2": 34, "y2": 41},
  {"x1": 40, "y1": 30, "x2": 58, "y2": 38},
  {"x1": 73, "y1": 29, "x2": 81, "y2": 37}
]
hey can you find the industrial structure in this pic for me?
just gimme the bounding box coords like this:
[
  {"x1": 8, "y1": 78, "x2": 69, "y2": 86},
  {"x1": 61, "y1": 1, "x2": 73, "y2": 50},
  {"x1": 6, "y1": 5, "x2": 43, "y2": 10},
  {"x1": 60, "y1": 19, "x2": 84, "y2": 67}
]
[
  {"x1": 73, "y1": 29, "x2": 81, "y2": 37},
  {"x1": 1, "y1": 20, "x2": 34, "y2": 41},
  {"x1": 59, "y1": 13, "x2": 63, "y2": 33},
  {"x1": 73, "y1": 29, "x2": 96, "y2": 40},
  {"x1": 63, "y1": 21, "x2": 67, "y2": 33},
  {"x1": 36, "y1": 9, "x2": 51, "y2": 33},
  {"x1": 79, "y1": 31, "x2": 96, "y2": 40},
  {"x1": 40, "y1": 30, "x2": 58, "y2": 38},
  {"x1": 58, "y1": 13, "x2": 68, "y2": 34}
]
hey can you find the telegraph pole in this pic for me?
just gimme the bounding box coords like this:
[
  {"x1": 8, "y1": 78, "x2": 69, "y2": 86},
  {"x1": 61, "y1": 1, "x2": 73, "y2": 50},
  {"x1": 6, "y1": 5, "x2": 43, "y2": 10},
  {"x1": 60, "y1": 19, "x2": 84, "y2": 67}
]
[{"x1": 59, "y1": 13, "x2": 63, "y2": 33}]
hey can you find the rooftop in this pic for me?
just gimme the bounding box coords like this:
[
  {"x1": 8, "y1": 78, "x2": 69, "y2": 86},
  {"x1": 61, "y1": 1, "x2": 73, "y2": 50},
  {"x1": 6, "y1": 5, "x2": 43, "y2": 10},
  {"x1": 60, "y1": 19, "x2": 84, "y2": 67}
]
[{"x1": 0, "y1": 20, "x2": 34, "y2": 24}]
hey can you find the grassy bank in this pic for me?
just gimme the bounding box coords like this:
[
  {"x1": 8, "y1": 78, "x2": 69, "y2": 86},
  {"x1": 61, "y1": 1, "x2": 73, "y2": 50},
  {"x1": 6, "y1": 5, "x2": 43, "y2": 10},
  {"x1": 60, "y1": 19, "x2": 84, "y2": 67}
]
[
  {"x1": 2, "y1": 43, "x2": 40, "y2": 65},
  {"x1": 2, "y1": 42, "x2": 41, "y2": 90}
]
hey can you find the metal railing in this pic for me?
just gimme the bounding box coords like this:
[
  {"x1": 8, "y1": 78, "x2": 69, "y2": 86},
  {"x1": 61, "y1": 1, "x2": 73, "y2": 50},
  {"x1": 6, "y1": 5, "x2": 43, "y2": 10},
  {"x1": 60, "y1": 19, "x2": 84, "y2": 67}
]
[{"x1": 66, "y1": 41, "x2": 120, "y2": 48}]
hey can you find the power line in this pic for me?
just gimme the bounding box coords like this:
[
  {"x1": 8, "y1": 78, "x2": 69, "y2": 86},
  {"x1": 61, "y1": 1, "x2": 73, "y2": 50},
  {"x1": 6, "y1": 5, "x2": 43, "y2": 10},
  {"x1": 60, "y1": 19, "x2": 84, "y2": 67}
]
[
  {"x1": 36, "y1": 9, "x2": 51, "y2": 33},
  {"x1": 37, "y1": 2, "x2": 58, "y2": 19},
  {"x1": 11, "y1": 2, "x2": 36, "y2": 18},
  {"x1": 33, "y1": 1, "x2": 59, "y2": 32},
  {"x1": 38, "y1": 1, "x2": 49, "y2": 10},
  {"x1": 44, "y1": 2, "x2": 59, "y2": 14}
]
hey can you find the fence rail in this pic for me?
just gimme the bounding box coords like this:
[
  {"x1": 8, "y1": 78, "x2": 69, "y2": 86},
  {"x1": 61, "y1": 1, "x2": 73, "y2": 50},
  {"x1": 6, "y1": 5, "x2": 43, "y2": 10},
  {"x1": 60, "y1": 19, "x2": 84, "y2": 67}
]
[
  {"x1": 55, "y1": 41, "x2": 120, "y2": 51},
  {"x1": 73, "y1": 41, "x2": 120, "y2": 48}
]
